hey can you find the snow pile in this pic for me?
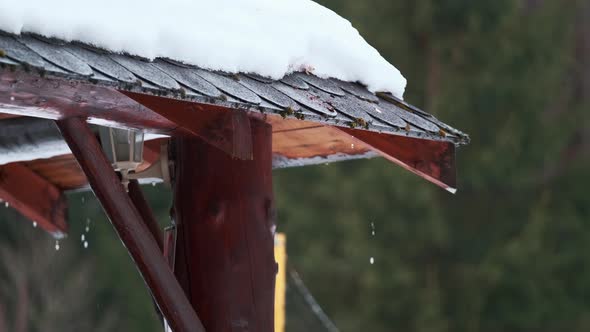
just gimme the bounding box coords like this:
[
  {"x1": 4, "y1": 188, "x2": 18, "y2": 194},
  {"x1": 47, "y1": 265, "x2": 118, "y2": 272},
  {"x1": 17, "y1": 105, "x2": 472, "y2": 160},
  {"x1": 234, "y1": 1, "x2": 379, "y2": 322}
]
[{"x1": 0, "y1": 0, "x2": 407, "y2": 97}]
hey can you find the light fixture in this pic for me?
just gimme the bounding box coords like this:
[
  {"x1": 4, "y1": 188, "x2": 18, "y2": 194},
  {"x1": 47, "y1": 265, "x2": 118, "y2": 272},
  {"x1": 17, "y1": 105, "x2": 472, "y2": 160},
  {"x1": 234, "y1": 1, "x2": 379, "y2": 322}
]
[
  {"x1": 98, "y1": 126, "x2": 144, "y2": 189},
  {"x1": 98, "y1": 126, "x2": 170, "y2": 190}
]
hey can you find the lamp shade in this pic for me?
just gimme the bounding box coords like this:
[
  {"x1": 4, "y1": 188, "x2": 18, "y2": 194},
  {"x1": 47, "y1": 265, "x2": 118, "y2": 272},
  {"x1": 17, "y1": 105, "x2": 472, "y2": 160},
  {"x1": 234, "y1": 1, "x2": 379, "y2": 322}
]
[{"x1": 98, "y1": 127, "x2": 144, "y2": 172}]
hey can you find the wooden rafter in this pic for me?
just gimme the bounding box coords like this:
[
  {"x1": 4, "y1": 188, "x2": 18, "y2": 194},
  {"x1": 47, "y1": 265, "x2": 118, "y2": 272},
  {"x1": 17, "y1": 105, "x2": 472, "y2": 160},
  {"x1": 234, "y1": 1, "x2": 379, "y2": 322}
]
[
  {"x1": 0, "y1": 163, "x2": 67, "y2": 237},
  {"x1": 337, "y1": 127, "x2": 458, "y2": 192},
  {"x1": 122, "y1": 91, "x2": 254, "y2": 160}
]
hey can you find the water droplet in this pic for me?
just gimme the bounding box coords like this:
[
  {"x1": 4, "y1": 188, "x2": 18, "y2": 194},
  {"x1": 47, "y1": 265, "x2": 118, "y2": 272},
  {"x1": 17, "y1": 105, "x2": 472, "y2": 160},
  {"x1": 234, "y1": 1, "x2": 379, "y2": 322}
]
[
  {"x1": 84, "y1": 241, "x2": 88, "y2": 249},
  {"x1": 81, "y1": 234, "x2": 85, "y2": 242},
  {"x1": 32, "y1": 221, "x2": 37, "y2": 228},
  {"x1": 10, "y1": 96, "x2": 15, "y2": 101},
  {"x1": 370, "y1": 222, "x2": 375, "y2": 236},
  {"x1": 351, "y1": 143, "x2": 355, "y2": 149},
  {"x1": 85, "y1": 226, "x2": 90, "y2": 232},
  {"x1": 152, "y1": 182, "x2": 156, "y2": 187},
  {"x1": 4, "y1": 201, "x2": 9, "y2": 208},
  {"x1": 81, "y1": 196, "x2": 86, "y2": 204},
  {"x1": 369, "y1": 257, "x2": 374, "y2": 265},
  {"x1": 55, "y1": 240, "x2": 60, "y2": 251}
]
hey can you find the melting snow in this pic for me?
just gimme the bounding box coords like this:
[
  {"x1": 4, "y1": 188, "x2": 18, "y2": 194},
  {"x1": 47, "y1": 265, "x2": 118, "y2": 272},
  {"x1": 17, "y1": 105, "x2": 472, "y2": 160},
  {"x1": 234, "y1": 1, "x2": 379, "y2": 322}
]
[{"x1": 0, "y1": 0, "x2": 407, "y2": 97}]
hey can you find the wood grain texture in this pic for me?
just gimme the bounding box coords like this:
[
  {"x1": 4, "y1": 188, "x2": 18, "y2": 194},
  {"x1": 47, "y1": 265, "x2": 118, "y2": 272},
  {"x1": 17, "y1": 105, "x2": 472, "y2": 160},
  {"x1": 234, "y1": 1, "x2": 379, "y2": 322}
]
[
  {"x1": 0, "y1": 162, "x2": 67, "y2": 237},
  {"x1": 0, "y1": 71, "x2": 178, "y2": 134},
  {"x1": 122, "y1": 91, "x2": 253, "y2": 160},
  {"x1": 24, "y1": 154, "x2": 87, "y2": 190},
  {"x1": 173, "y1": 117, "x2": 276, "y2": 332},
  {"x1": 56, "y1": 117, "x2": 205, "y2": 332},
  {"x1": 338, "y1": 127, "x2": 457, "y2": 192}
]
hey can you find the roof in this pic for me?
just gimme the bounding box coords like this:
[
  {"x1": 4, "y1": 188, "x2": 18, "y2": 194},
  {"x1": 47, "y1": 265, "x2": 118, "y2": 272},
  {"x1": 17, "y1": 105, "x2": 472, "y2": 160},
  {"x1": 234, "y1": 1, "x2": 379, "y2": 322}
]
[
  {"x1": 0, "y1": 31, "x2": 469, "y2": 198},
  {"x1": 0, "y1": 31, "x2": 470, "y2": 238},
  {"x1": 0, "y1": 0, "x2": 407, "y2": 96},
  {"x1": 0, "y1": 32, "x2": 469, "y2": 146}
]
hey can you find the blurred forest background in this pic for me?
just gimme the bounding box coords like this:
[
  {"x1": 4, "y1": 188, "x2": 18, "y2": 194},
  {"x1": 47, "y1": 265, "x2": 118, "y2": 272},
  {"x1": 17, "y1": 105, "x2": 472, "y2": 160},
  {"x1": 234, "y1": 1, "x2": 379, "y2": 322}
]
[{"x1": 0, "y1": 0, "x2": 589, "y2": 331}]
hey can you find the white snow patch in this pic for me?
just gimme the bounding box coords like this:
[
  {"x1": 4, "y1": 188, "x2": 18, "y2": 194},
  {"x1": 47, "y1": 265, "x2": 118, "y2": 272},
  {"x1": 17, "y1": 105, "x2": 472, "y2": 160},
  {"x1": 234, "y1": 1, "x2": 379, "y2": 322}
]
[{"x1": 0, "y1": 0, "x2": 407, "y2": 98}]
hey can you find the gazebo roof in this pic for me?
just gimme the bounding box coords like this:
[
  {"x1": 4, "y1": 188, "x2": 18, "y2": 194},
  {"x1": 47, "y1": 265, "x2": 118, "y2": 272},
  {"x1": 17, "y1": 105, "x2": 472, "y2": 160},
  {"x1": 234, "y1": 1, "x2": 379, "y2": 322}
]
[
  {"x1": 0, "y1": 33, "x2": 468, "y2": 144},
  {"x1": 0, "y1": 31, "x2": 469, "y2": 237}
]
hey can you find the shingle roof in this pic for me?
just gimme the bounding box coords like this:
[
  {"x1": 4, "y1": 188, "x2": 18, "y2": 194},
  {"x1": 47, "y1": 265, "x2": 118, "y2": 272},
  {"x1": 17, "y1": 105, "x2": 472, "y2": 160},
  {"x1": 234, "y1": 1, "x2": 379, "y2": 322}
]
[{"x1": 0, "y1": 32, "x2": 469, "y2": 146}]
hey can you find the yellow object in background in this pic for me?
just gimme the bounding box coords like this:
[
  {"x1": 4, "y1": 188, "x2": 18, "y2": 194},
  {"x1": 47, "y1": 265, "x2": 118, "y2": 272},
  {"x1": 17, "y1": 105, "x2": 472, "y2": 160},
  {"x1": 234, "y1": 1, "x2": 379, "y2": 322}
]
[{"x1": 274, "y1": 233, "x2": 286, "y2": 332}]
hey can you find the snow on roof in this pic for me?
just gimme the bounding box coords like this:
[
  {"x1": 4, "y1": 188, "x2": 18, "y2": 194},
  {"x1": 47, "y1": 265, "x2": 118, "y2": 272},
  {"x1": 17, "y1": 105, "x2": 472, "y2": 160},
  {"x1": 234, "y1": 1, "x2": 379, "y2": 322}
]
[{"x1": 0, "y1": 0, "x2": 407, "y2": 98}]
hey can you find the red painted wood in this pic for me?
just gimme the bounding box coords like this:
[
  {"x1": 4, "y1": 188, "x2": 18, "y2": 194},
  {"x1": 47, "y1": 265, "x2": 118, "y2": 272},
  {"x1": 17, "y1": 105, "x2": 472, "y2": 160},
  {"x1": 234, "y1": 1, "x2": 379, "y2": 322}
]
[
  {"x1": 55, "y1": 117, "x2": 205, "y2": 332},
  {"x1": 141, "y1": 139, "x2": 163, "y2": 169},
  {"x1": 122, "y1": 91, "x2": 253, "y2": 160},
  {"x1": 0, "y1": 71, "x2": 178, "y2": 134},
  {"x1": 0, "y1": 163, "x2": 67, "y2": 237},
  {"x1": 173, "y1": 117, "x2": 276, "y2": 332},
  {"x1": 128, "y1": 179, "x2": 164, "y2": 251},
  {"x1": 338, "y1": 127, "x2": 458, "y2": 192},
  {"x1": 163, "y1": 227, "x2": 177, "y2": 269}
]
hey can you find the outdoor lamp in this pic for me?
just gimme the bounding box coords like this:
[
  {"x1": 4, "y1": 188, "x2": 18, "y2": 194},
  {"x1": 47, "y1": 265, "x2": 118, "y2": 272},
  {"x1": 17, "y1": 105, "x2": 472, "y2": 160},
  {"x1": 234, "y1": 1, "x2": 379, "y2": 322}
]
[
  {"x1": 98, "y1": 126, "x2": 144, "y2": 188},
  {"x1": 97, "y1": 126, "x2": 171, "y2": 189}
]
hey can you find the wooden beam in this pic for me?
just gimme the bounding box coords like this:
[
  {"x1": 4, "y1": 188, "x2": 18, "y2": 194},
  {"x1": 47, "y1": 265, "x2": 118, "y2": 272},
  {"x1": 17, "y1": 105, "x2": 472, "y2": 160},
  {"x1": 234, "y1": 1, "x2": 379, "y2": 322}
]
[
  {"x1": 130, "y1": 138, "x2": 165, "y2": 176},
  {"x1": 173, "y1": 118, "x2": 276, "y2": 332},
  {"x1": 0, "y1": 163, "x2": 67, "y2": 238},
  {"x1": 55, "y1": 117, "x2": 205, "y2": 332},
  {"x1": 0, "y1": 71, "x2": 179, "y2": 135},
  {"x1": 337, "y1": 127, "x2": 458, "y2": 193},
  {"x1": 122, "y1": 91, "x2": 253, "y2": 160},
  {"x1": 128, "y1": 179, "x2": 164, "y2": 251},
  {"x1": 0, "y1": 113, "x2": 20, "y2": 120},
  {"x1": 272, "y1": 124, "x2": 373, "y2": 159}
]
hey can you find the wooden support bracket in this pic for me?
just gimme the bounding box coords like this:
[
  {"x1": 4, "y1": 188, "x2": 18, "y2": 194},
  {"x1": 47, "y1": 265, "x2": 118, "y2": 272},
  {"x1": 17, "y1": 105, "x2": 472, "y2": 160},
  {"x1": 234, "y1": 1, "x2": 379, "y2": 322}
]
[
  {"x1": 0, "y1": 163, "x2": 67, "y2": 238},
  {"x1": 337, "y1": 127, "x2": 458, "y2": 193},
  {"x1": 56, "y1": 117, "x2": 205, "y2": 332},
  {"x1": 128, "y1": 179, "x2": 164, "y2": 251},
  {"x1": 122, "y1": 91, "x2": 253, "y2": 160}
]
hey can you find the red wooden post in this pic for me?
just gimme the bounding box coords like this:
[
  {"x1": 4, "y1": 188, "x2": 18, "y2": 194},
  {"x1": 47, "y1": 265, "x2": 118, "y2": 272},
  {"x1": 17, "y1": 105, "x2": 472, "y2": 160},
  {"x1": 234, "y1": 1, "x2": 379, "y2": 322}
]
[
  {"x1": 172, "y1": 117, "x2": 277, "y2": 332},
  {"x1": 56, "y1": 117, "x2": 205, "y2": 332}
]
